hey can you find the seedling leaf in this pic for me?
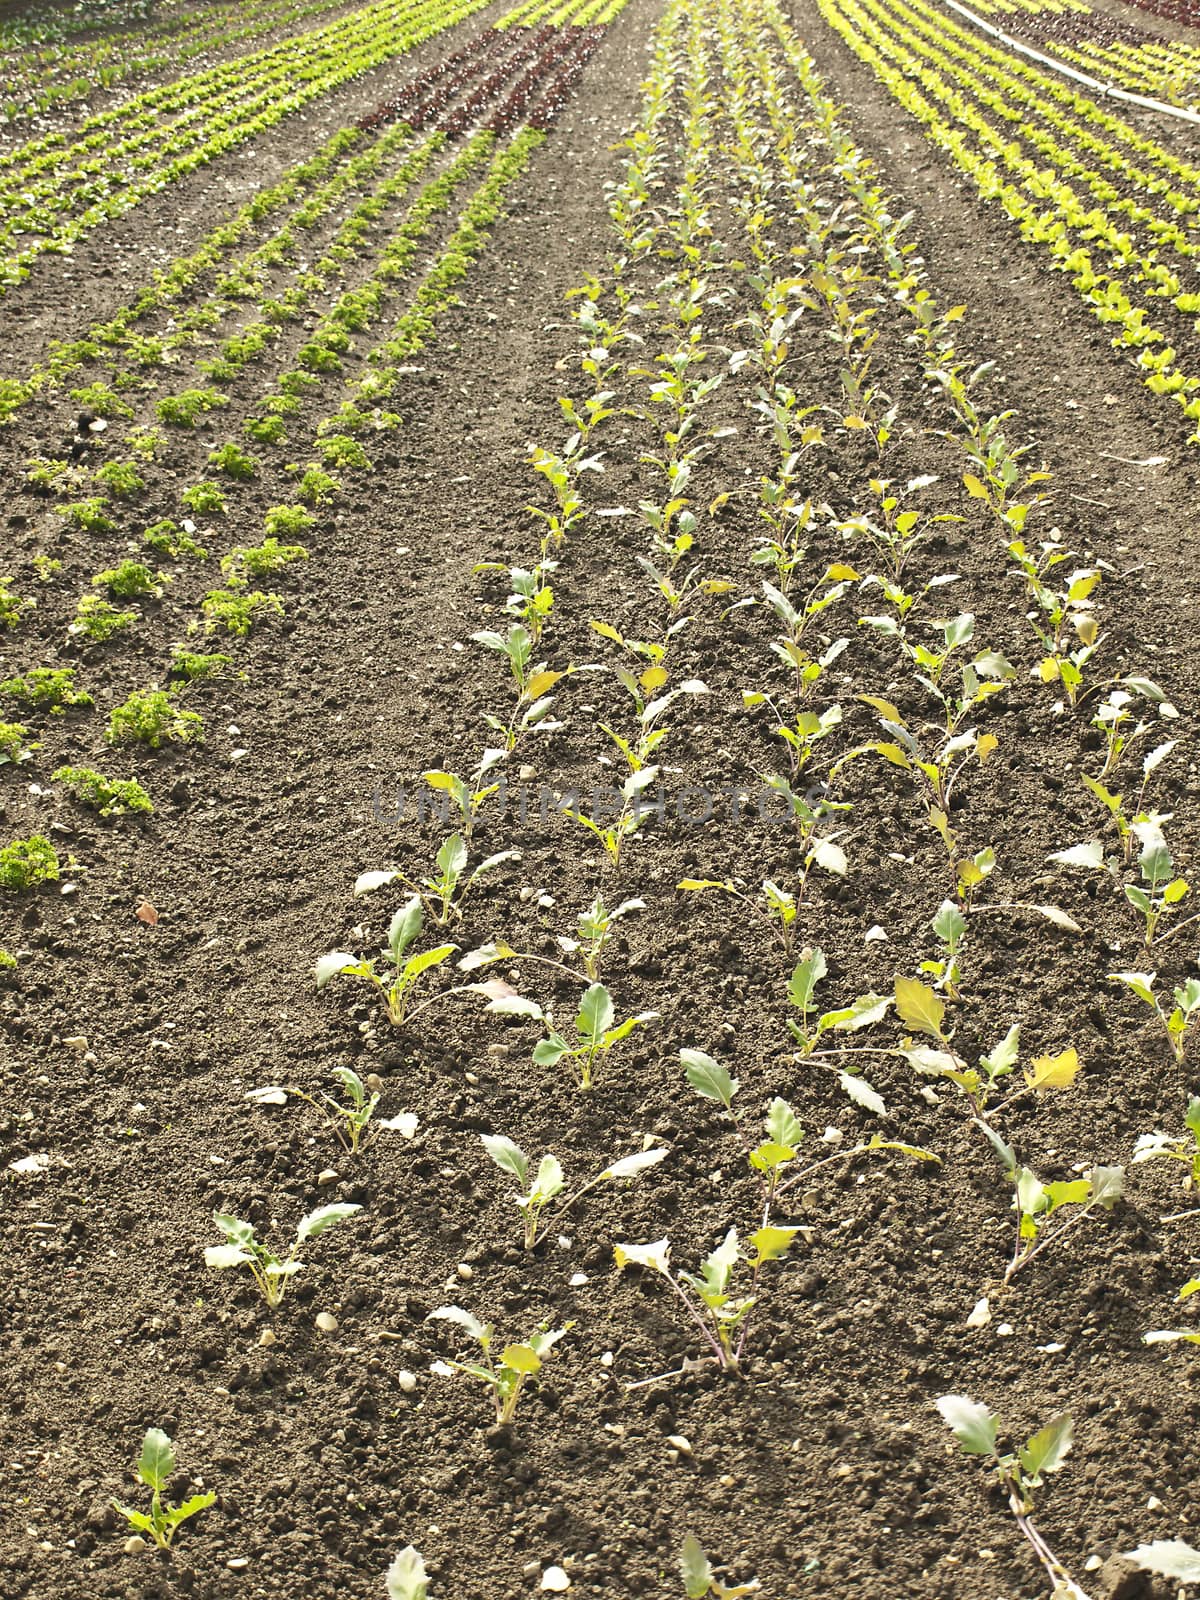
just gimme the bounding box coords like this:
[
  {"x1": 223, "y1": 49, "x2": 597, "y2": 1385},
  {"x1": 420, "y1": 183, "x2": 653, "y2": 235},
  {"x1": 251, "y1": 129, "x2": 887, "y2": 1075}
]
[
  {"x1": 1124, "y1": 1542, "x2": 1200, "y2": 1581},
  {"x1": 681, "y1": 1534, "x2": 714, "y2": 1599},
  {"x1": 296, "y1": 1202, "x2": 361, "y2": 1241},
  {"x1": 682, "y1": 1049, "x2": 738, "y2": 1108},
  {"x1": 1047, "y1": 842, "x2": 1104, "y2": 870},
  {"x1": 895, "y1": 976, "x2": 945, "y2": 1040},
  {"x1": 602, "y1": 1148, "x2": 668, "y2": 1181},
  {"x1": 386, "y1": 1545, "x2": 430, "y2": 1600},
  {"x1": 1018, "y1": 1414, "x2": 1073, "y2": 1483},
  {"x1": 1024, "y1": 1048, "x2": 1082, "y2": 1092},
  {"x1": 482, "y1": 1134, "x2": 528, "y2": 1185},
  {"x1": 838, "y1": 1071, "x2": 886, "y2": 1116},
  {"x1": 315, "y1": 951, "x2": 359, "y2": 988},
  {"x1": 614, "y1": 1238, "x2": 671, "y2": 1275},
  {"x1": 138, "y1": 1428, "x2": 175, "y2": 1492},
  {"x1": 936, "y1": 1394, "x2": 998, "y2": 1455}
]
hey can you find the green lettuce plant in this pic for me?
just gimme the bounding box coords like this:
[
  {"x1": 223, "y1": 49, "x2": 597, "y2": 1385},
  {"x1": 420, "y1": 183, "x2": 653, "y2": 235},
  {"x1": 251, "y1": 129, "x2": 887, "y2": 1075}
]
[
  {"x1": 0, "y1": 835, "x2": 60, "y2": 890},
  {"x1": 52, "y1": 766, "x2": 152, "y2": 816}
]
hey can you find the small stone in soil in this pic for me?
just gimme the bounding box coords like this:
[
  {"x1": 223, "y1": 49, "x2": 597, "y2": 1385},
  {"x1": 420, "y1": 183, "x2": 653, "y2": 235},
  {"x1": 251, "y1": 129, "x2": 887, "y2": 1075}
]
[{"x1": 315, "y1": 1312, "x2": 338, "y2": 1335}]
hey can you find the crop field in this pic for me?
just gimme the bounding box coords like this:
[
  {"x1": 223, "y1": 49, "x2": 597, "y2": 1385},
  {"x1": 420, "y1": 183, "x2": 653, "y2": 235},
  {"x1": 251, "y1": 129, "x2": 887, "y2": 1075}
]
[{"x1": 2, "y1": 0, "x2": 1200, "y2": 1594}]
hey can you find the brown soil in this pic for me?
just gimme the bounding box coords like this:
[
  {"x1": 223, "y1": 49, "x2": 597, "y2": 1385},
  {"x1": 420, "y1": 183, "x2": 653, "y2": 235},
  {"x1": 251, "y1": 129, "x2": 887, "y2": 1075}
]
[{"x1": 2, "y1": 1, "x2": 1200, "y2": 1598}]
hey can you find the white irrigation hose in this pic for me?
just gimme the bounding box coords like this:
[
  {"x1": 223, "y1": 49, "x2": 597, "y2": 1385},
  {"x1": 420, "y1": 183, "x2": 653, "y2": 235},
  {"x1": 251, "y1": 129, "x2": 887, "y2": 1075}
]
[{"x1": 938, "y1": 0, "x2": 1200, "y2": 126}]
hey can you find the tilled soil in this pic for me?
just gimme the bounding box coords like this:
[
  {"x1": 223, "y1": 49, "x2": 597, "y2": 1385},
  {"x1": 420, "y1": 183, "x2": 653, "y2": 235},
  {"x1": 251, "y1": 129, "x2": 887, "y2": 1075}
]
[{"x1": 2, "y1": 1, "x2": 1200, "y2": 1598}]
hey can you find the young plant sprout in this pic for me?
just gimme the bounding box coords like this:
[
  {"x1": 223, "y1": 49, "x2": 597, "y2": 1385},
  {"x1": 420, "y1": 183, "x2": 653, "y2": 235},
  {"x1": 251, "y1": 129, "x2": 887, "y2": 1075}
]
[
  {"x1": 316, "y1": 896, "x2": 457, "y2": 1026},
  {"x1": 1122, "y1": 818, "x2": 1194, "y2": 948},
  {"x1": 386, "y1": 1547, "x2": 431, "y2": 1600},
  {"x1": 936, "y1": 1397, "x2": 1089, "y2": 1599},
  {"x1": 977, "y1": 1124, "x2": 1124, "y2": 1284},
  {"x1": 557, "y1": 894, "x2": 645, "y2": 980},
  {"x1": 680, "y1": 1534, "x2": 760, "y2": 1598},
  {"x1": 473, "y1": 559, "x2": 556, "y2": 644},
  {"x1": 1132, "y1": 1096, "x2": 1200, "y2": 1187},
  {"x1": 742, "y1": 686, "x2": 844, "y2": 774},
  {"x1": 481, "y1": 1134, "x2": 667, "y2": 1249},
  {"x1": 599, "y1": 672, "x2": 708, "y2": 774},
  {"x1": 477, "y1": 647, "x2": 565, "y2": 752},
  {"x1": 784, "y1": 947, "x2": 892, "y2": 1112},
  {"x1": 682, "y1": 1049, "x2": 937, "y2": 1214},
  {"x1": 564, "y1": 766, "x2": 664, "y2": 868},
  {"x1": 426, "y1": 1307, "x2": 571, "y2": 1423},
  {"x1": 203, "y1": 1203, "x2": 361, "y2": 1307},
  {"x1": 1123, "y1": 1543, "x2": 1200, "y2": 1585},
  {"x1": 841, "y1": 475, "x2": 960, "y2": 578},
  {"x1": 246, "y1": 1067, "x2": 417, "y2": 1156},
  {"x1": 614, "y1": 1226, "x2": 799, "y2": 1371},
  {"x1": 355, "y1": 834, "x2": 520, "y2": 927},
  {"x1": 900, "y1": 994, "x2": 1086, "y2": 1125},
  {"x1": 113, "y1": 1428, "x2": 216, "y2": 1551},
  {"x1": 487, "y1": 982, "x2": 658, "y2": 1090},
  {"x1": 757, "y1": 776, "x2": 851, "y2": 894},
  {"x1": 420, "y1": 752, "x2": 507, "y2": 839},
  {"x1": 1108, "y1": 970, "x2": 1200, "y2": 1064}
]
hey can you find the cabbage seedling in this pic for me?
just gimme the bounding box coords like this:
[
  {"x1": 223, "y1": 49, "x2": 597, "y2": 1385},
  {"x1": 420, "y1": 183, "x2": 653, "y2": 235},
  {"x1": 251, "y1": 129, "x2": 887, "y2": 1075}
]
[
  {"x1": 386, "y1": 1547, "x2": 430, "y2": 1599},
  {"x1": 1133, "y1": 1096, "x2": 1200, "y2": 1186},
  {"x1": 785, "y1": 948, "x2": 891, "y2": 1111},
  {"x1": 1123, "y1": 817, "x2": 1193, "y2": 948},
  {"x1": 565, "y1": 766, "x2": 662, "y2": 867},
  {"x1": 426, "y1": 1307, "x2": 571, "y2": 1423},
  {"x1": 113, "y1": 1428, "x2": 216, "y2": 1551},
  {"x1": 204, "y1": 1203, "x2": 361, "y2": 1308},
  {"x1": 316, "y1": 896, "x2": 457, "y2": 1026},
  {"x1": 682, "y1": 1050, "x2": 937, "y2": 1209},
  {"x1": 472, "y1": 622, "x2": 536, "y2": 693},
  {"x1": 474, "y1": 560, "x2": 556, "y2": 645},
  {"x1": 487, "y1": 982, "x2": 657, "y2": 1090},
  {"x1": 558, "y1": 894, "x2": 645, "y2": 980},
  {"x1": 840, "y1": 475, "x2": 960, "y2": 578},
  {"x1": 614, "y1": 1227, "x2": 799, "y2": 1370},
  {"x1": 420, "y1": 754, "x2": 507, "y2": 838},
  {"x1": 1109, "y1": 971, "x2": 1200, "y2": 1064},
  {"x1": 680, "y1": 1533, "x2": 760, "y2": 1597},
  {"x1": 355, "y1": 835, "x2": 520, "y2": 926},
  {"x1": 481, "y1": 1134, "x2": 666, "y2": 1248},
  {"x1": 247, "y1": 1067, "x2": 417, "y2": 1156},
  {"x1": 935, "y1": 1397, "x2": 1089, "y2": 1599},
  {"x1": 978, "y1": 1126, "x2": 1124, "y2": 1284},
  {"x1": 601, "y1": 673, "x2": 708, "y2": 774},
  {"x1": 742, "y1": 689, "x2": 842, "y2": 779}
]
